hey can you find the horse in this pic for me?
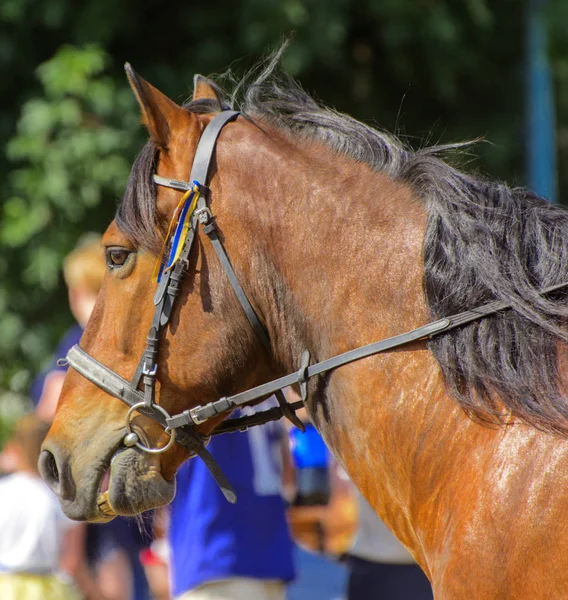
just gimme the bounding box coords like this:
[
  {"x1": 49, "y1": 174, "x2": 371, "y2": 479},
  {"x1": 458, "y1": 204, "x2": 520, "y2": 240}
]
[{"x1": 40, "y1": 52, "x2": 568, "y2": 598}]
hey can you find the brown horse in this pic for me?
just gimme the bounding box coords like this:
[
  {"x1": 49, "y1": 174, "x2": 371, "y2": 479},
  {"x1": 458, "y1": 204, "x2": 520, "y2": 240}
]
[{"x1": 41, "y1": 54, "x2": 568, "y2": 597}]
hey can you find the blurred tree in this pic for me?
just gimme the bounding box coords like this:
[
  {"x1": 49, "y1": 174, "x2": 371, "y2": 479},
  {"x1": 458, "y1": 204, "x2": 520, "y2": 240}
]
[
  {"x1": 0, "y1": 0, "x2": 567, "y2": 431},
  {"x1": 549, "y1": 0, "x2": 568, "y2": 201},
  {"x1": 0, "y1": 45, "x2": 140, "y2": 411}
]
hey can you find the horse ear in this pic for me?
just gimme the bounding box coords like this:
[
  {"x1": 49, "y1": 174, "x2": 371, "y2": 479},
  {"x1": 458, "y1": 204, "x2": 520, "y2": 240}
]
[
  {"x1": 124, "y1": 63, "x2": 186, "y2": 151},
  {"x1": 193, "y1": 74, "x2": 223, "y2": 108}
]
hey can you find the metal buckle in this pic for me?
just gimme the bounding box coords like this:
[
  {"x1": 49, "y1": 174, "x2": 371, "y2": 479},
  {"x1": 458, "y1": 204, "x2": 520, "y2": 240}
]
[
  {"x1": 142, "y1": 363, "x2": 158, "y2": 377},
  {"x1": 189, "y1": 405, "x2": 207, "y2": 425},
  {"x1": 123, "y1": 402, "x2": 176, "y2": 454},
  {"x1": 194, "y1": 207, "x2": 212, "y2": 224}
]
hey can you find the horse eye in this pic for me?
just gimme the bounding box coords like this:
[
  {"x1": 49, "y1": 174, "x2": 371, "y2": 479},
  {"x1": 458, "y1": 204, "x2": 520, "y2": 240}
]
[{"x1": 106, "y1": 248, "x2": 131, "y2": 269}]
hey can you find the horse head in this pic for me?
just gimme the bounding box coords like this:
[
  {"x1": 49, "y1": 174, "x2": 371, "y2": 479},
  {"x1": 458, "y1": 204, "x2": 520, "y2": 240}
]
[{"x1": 39, "y1": 69, "x2": 281, "y2": 521}]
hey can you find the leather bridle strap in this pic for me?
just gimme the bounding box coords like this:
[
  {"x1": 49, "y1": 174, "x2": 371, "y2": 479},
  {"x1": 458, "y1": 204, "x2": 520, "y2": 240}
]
[
  {"x1": 198, "y1": 208, "x2": 271, "y2": 349},
  {"x1": 65, "y1": 345, "x2": 202, "y2": 452},
  {"x1": 165, "y1": 280, "x2": 568, "y2": 429}
]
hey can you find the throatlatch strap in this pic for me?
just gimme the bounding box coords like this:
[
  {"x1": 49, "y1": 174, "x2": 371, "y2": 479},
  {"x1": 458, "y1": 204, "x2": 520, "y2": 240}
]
[{"x1": 202, "y1": 223, "x2": 271, "y2": 350}]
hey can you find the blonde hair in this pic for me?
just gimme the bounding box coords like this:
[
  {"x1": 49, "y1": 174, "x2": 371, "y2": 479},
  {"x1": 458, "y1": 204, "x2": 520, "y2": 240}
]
[
  {"x1": 63, "y1": 233, "x2": 106, "y2": 295},
  {"x1": 11, "y1": 413, "x2": 51, "y2": 472}
]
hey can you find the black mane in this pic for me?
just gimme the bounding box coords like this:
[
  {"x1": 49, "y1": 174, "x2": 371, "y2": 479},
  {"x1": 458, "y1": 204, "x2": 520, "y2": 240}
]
[{"x1": 117, "y1": 50, "x2": 568, "y2": 434}]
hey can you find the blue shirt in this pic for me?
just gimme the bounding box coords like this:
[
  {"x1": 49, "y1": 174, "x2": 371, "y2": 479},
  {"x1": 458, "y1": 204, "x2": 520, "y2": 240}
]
[
  {"x1": 30, "y1": 324, "x2": 83, "y2": 406},
  {"x1": 168, "y1": 418, "x2": 295, "y2": 596}
]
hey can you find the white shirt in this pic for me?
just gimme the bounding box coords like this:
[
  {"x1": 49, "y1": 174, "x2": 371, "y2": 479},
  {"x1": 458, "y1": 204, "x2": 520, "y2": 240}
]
[
  {"x1": 0, "y1": 472, "x2": 75, "y2": 573},
  {"x1": 350, "y1": 490, "x2": 416, "y2": 564}
]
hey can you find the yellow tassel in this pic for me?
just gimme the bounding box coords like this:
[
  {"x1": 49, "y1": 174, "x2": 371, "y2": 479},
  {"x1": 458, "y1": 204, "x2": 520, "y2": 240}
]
[{"x1": 152, "y1": 185, "x2": 200, "y2": 283}]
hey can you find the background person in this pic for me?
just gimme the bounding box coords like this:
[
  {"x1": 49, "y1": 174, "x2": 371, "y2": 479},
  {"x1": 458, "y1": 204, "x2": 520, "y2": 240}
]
[
  {"x1": 285, "y1": 395, "x2": 351, "y2": 600},
  {"x1": 168, "y1": 406, "x2": 295, "y2": 600},
  {"x1": 30, "y1": 233, "x2": 151, "y2": 600},
  {"x1": 32, "y1": 232, "x2": 106, "y2": 421},
  {"x1": 138, "y1": 508, "x2": 170, "y2": 600},
  {"x1": 346, "y1": 489, "x2": 433, "y2": 600},
  {"x1": 0, "y1": 413, "x2": 82, "y2": 599}
]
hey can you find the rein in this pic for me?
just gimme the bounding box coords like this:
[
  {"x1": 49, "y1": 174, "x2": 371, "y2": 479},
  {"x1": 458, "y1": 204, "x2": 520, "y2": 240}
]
[{"x1": 63, "y1": 110, "x2": 568, "y2": 502}]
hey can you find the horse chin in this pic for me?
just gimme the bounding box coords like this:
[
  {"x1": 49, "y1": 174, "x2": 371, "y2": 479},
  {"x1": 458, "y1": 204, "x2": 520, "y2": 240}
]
[
  {"x1": 57, "y1": 446, "x2": 175, "y2": 523},
  {"x1": 100, "y1": 447, "x2": 176, "y2": 517}
]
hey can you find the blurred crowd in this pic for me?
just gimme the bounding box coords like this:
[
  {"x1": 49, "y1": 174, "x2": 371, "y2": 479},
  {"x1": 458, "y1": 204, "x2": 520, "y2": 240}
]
[{"x1": 0, "y1": 235, "x2": 433, "y2": 600}]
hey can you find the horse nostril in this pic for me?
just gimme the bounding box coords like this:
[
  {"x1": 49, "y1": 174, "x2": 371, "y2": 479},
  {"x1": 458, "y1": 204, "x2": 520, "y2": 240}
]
[
  {"x1": 39, "y1": 449, "x2": 61, "y2": 493},
  {"x1": 39, "y1": 445, "x2": 76, "y2": 501}
]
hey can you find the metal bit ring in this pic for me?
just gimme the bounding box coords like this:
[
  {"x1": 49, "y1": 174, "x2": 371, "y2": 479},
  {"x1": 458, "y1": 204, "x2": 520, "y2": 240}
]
[{"x1": 124, "y1": 402, "x2": 176, "y2": 455}]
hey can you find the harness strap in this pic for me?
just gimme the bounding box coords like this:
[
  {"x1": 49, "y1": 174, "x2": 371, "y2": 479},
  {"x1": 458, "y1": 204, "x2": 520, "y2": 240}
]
[
  {"x1": 213, "y1": 400, "x2": 305, "y2": 435},
  {"x1": 166, "y1": 280, "x2": 568, "y2": 429},
  {"x1": 65, "y1": 344, "x2": 304, "y2": 439},
  {"x1": 153, "y1": 175, "x2": 193, "y2": 192},
  {"x1": 197, "y1": 447, "x2": 237, "y2": 504},
  {"x1": 190, "y1": 125, "x2": 303, "y2": 430},
  {"x1": 198, "y1": 207, "x2": 307, "y2": 430}
]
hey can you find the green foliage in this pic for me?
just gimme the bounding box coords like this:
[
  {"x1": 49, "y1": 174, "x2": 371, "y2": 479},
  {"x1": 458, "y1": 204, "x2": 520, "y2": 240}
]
[
  {"x1": 0, "y1": 0, "x2": 567, "y2": 428},
  {"x1": 549, "y1": 0, "x2": 568, "y2": 199},
  {"x1": 0, "y1": 44, "x2": 141, "y2": 398}
]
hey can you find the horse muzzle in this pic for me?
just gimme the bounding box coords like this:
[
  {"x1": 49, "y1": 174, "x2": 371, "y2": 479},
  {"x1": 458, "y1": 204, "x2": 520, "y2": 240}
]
[{"x1": 40, "y1": 436, "x2": 175, "y2": 521}]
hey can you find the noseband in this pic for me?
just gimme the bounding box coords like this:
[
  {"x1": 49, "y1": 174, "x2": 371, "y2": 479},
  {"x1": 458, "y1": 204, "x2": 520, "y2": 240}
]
[{"x1": 63, "y1": 110, "x2": 568, "y2": 503}]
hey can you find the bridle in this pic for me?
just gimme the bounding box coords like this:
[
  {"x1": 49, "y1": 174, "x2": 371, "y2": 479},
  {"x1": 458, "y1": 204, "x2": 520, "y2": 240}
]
[{"x1": 62, "y1": 110, "x2": 568, "y2": 503}]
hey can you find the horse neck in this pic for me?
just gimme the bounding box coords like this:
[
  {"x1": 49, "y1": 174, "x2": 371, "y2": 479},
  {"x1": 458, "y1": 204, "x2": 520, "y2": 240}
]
[
  {"x1": 215, "y1": 125, "x2": 477, "y2": 564},
  {"x1": 219, "y1": 128, "x2": 432, "y2": 372}
]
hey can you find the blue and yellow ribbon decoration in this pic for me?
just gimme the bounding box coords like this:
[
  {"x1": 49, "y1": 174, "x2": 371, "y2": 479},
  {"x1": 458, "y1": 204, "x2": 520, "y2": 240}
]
[{"x1": 153, "y1": 180, "x2": 201, "y2": 283}]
